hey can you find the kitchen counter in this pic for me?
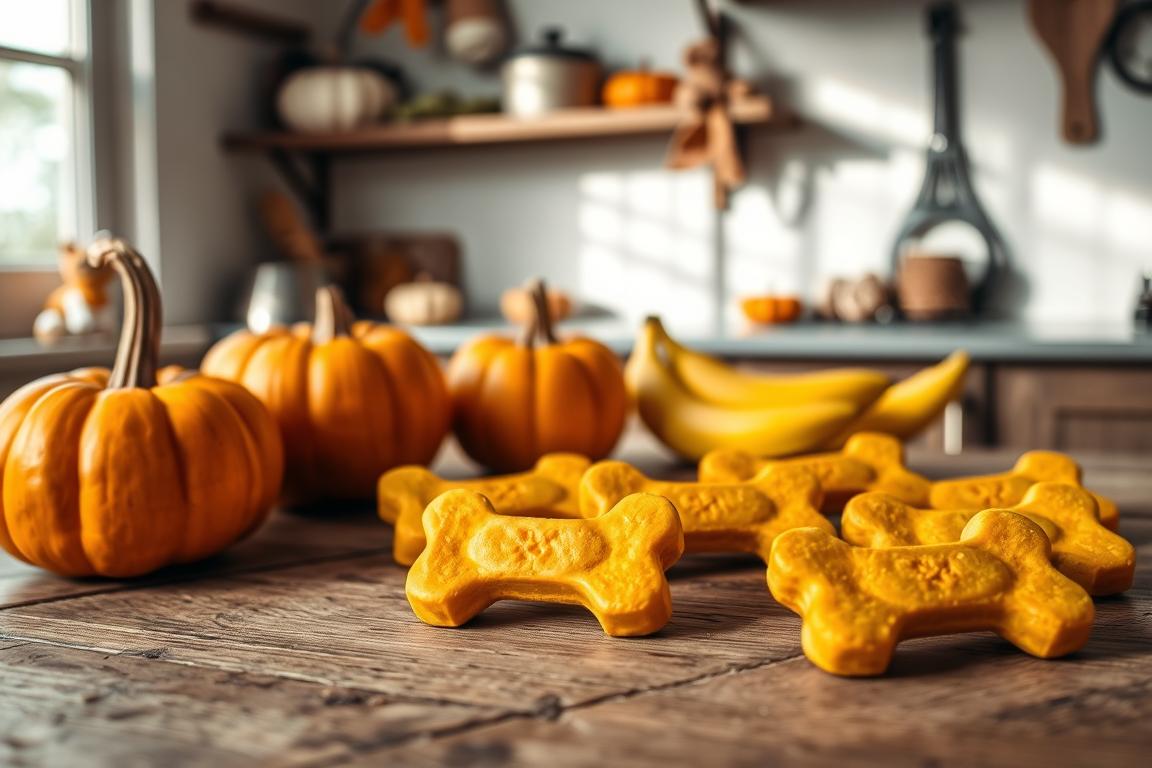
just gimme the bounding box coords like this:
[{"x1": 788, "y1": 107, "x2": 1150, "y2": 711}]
[
  {"x1": 410, "y1": 317, "x2": 1152, "y2": 363},
  {"x1": 1, "y1": 431, "x2": 1149, "y2": 766},
  {"x1": 9, "y1": 320, "x2": 1146, "y2": 372},
  {"x1": 0, "y1": 325, "x2": 211, "y2": 374}
]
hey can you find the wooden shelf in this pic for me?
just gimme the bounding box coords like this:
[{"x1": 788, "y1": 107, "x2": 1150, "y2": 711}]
[{"x1": 222, "y1": 96, "x2": 792, "y2": 153}]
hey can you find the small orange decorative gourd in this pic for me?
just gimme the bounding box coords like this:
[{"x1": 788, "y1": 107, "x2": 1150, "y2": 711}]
[
  {"x1": 0, "y1": 237, "x2": 283, "y2": 578},
  {"x1": 603, "y1": 65, "x2": 679, "y2": 108},
  {"x1": 499, "y1": 284, "x2": 572, "y2": 326},
  {"x1": 740, "y1": 295, "x2": 803, "y2": 325},
  {"x1": 448, "y1": 279, "x2": 627, "y2": 472},
  {"x1": 202, "y1": 286, "x2": 449, "y2": 501}
]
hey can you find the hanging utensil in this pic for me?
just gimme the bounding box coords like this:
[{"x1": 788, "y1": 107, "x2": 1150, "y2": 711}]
[
  {"x1": 1028, "y1": 0, "x2": 1118, "y2": 143},
  {"x1": 889, "y1": 2, "x2": 1006, "y2": 316},
  {"x1": 1106, "y1": 0, "x2": 1152, "y2": 95}
]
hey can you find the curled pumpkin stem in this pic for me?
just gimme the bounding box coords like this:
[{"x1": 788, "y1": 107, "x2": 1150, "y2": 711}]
[
  {"x1": 525, "y1": 277, "x2": 557, "y2": 346},
  {"x1": 87, "y1": 236, "x2": 161, "y2": 390},
  {"x1": 313, "y1": 285, "x2": 354, "y2": 344}
]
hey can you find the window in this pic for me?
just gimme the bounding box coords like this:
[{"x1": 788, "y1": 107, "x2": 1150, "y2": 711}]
[{"x1": 0, "y1": 0, "x2": 92, "y2": 267}]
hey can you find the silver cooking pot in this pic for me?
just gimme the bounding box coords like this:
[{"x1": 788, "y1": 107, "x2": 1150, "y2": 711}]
[{"x1": 501, "y1": 28, "x2": 602, "y2": 117}]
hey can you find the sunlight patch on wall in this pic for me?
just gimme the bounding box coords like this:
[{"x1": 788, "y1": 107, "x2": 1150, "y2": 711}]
[
  {"x1": 1024, "y1": 163, "x2": 1152, "y2": 321},
  {"x1": 1032, "y1": 165, "x2": 1104, "y2": 237},
  {"x1": 1104, "y1": 190, "x2": 1152, "y2": 253},
  {"x1": 577, "y1": 170, "x2": 714, "y2": 332},
  {"x1": 807, "y1": 77, "x2": 929, "y2": 148},
  {"x1": 725, "y1": 185, "x2": 802, "y2": 300}
]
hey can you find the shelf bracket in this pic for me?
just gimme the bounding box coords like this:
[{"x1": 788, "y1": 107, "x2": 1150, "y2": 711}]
[{"x1": 267, "y1": 149, "x2": 331, "y2": 233}]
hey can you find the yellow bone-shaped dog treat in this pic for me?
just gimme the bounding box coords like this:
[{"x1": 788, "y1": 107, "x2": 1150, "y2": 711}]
[
  {"x1": 698, "y1": 432, "x2": 931, "y2": 511},
  {"x1": 580, "y1": 461, "x2": 831, "y2": 562},
  {"x1": 378, "y1": 453, "x2": 590, "y2": 566},
  {"x1": 406, "y1": 489, "x2": 684, "y2": 637},
  {"x1": 929, "y1": 451, "x2": 1119, "y2": 531},
  {"x1": 768, "y1": 510, "x2": 1095, "y2": 676},
  {"x1": 841, "y1": 484, "x2": 1134, "y2": 596}
]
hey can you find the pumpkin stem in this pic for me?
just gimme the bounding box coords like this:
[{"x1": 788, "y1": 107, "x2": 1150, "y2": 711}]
[
  {"x1": 312, "y1": 285, "x2": 354, "y2": 344},
  {"x1": 86, "y1": 236, "x2": 161, "y2": 390},
  {"x1": 527, "y1": 278, "x2": 557, "y2": 346}
]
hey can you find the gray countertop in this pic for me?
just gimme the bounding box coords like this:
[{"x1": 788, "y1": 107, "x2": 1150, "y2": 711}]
[
  {"x1": 0, "y1": 325, "x2": 212, "y2": 375},
  {"x1": 408, "y1": 317, "x2": 1152, "y2": 363},
  {"x1": 5, "y1": 320, "x2": 1149, "y2": 373}
]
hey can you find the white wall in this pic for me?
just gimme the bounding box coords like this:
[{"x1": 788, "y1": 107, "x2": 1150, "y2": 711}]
[
  {"x1": 147, "y1": 0, "x2": 327, "y2": 324},
  {"x1": 317, "y1": 0, "x2": 1152, "y2": 331}
]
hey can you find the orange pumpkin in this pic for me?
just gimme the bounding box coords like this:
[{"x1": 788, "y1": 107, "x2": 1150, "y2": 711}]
[
  {"x1": 448, "y1": 279, "x2": 627, "y2": 472},
  {"x1": 0, "y1": 238, "x2": 283, "y2": 578},
  {"x1": 740, "y1": 295, "x2": 803, "y2": 325},
  {"x1": 500, "y1": 284, "x2": 572, "y2": 326},
  {"x1": 603, "y1": 65, "x2": 679, "y2": 108},
  {"x1": 202, "y1": 286, "x2": 449, "y2": 501}
]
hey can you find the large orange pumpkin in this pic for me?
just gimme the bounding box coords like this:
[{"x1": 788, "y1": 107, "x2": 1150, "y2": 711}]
[
  {"x1": 202, "y1": 286, "x2": 449, "y2": 501},
  {"x1": 447, "y1": 279, "x2": 627, "y2": 472},
  {"x1": 0, "y1": 238, "x2": 283, "y2": 578}
]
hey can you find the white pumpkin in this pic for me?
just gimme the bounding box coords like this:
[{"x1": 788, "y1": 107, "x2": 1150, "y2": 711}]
[
  {"x1": 385, "y1": 277, "x2": 464, "y2": 326},
  {"x1": 277, "y1": 67, "x2": 396, "y2": 133}
]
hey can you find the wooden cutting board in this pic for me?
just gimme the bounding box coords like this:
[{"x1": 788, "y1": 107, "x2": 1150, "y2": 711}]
[{"x1": 1028, "y1": 0, "x2": 1119, "y2": 144}]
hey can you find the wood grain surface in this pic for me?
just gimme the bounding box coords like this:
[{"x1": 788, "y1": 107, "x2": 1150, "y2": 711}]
[{"x1": 0, "y1": 434, "x2": 1149, "y2": 766}]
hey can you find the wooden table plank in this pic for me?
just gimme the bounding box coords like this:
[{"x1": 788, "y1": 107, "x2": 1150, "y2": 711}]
[
  {"x1": 0, "y1": 555, "x2": 795, "y2": 711},
  {"x1": 0, "y1": 506, "x2": 389, "y2": 609},
  {"x1": 3, "y1": 516, "x2": 1146, "y2": 733},
  {"x1": 363, "y1": 516, "x2": 1152, "y2": 767},
  {"x1": 382, "y1": 645, "x2": 1152, "y2": 768},
  {"x1": 0, "y1": 643, "x2": 500, "y2": 768},
  {"x1": 0, "y1": 437, "x2": 1148, "y2": 765}
]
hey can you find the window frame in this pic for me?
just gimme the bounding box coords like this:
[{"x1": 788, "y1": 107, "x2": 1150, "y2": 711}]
[{"x1": 0, "y1": 0, "x2": 96, "y2": 270}]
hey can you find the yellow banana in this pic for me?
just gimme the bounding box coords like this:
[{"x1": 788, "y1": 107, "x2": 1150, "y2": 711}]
[
  {"x1": 625, "y1": 318, "x2": 861, "y2": 461},
  {"x1": 654, "y1": 319, "x2": 891, "y2": 410},
  {"x1": 823, "y1": 350, "x2": 970, "y2": 449}
]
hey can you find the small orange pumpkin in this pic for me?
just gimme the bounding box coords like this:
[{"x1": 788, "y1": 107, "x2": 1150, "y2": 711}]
[
  {"x1": 603, "y1": 64, "x2": 679, "y2": 108},
  {"x1": 0, "y1": 238, "x2": 283, "y2": 578},
  {"x1": 448, "y1": 279, "x2": 627, "y2": 472},
  {"x1": 740, "y1": 295, "x2": 803, "y2": 325},
  {"x1": 202, "y1": 286, "x2": 449, "y2": 501},
  {"x1": 499, "y1": 284, "x2": 572, "y2": 326}
]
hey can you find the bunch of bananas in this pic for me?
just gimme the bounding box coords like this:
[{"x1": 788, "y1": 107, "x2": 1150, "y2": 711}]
[{"x1": 625, "y1": 317, "x2": 970, "y2": 460}]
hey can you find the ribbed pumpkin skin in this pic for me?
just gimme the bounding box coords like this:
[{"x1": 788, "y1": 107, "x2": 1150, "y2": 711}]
[
  {"x1": 202, "y1": 321, "x2": 449, "y2": 501},
  {"x1": 0, "y1": 368, "x2": 283, "y2": 578},
  {"x1": 447, "y1": 335, "x2": 628, "y2": 473},
  {"x1": 603, "y1": 71, "x2": 678, "y2": 108}
]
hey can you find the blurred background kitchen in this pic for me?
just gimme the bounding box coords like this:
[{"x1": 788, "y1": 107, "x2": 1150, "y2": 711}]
[{"x1": 2, "y1": 0, "x2": 1151, "y2": 454}]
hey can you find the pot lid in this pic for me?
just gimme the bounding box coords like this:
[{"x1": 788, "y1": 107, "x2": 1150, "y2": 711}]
[{"x1": 507, "y1": 28, "x2": 597, "y2": 62}]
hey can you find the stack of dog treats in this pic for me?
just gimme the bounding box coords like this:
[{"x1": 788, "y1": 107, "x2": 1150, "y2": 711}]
[{"x1": 378, "y1": 433, "x2": 1135, "y2": 677}]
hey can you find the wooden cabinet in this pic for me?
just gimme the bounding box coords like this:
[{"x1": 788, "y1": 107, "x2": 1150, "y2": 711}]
[{"x1": 994, "y1": 366, "x2": 1152, "y2": 454}]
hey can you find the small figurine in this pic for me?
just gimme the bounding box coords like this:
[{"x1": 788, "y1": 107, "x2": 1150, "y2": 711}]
[{"x1": 33, "y1": 241, "x2": 114, "y2": 345}]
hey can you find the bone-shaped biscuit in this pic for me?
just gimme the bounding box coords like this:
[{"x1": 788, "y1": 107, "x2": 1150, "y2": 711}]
[
  {"x1": 405, "y1": 489, "x2": 684, "y2": 636},
  {"x1": 378, "y1": 453, "x2": 591, "y2": 566},
  {"x1": 697, "y1": 432, "x2": 931, "y2": 511},
  {"x1": 841, "y1": 483, "x2": 1134, "y2": 596},
  {"x1": 929, "y1": 451, "x2": 1119, "y2": 531},
  {"x1": 767, "y1": 510, "x2": 1095, "y2": 676},
  {"x1": 580, "y1": 461, "x2": 831, "y2": 562}
]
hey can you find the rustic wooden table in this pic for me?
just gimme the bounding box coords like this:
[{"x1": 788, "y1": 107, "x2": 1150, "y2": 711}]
[{"x1": 1, "y1": 432, "x2": 1149, "y2": 767}]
